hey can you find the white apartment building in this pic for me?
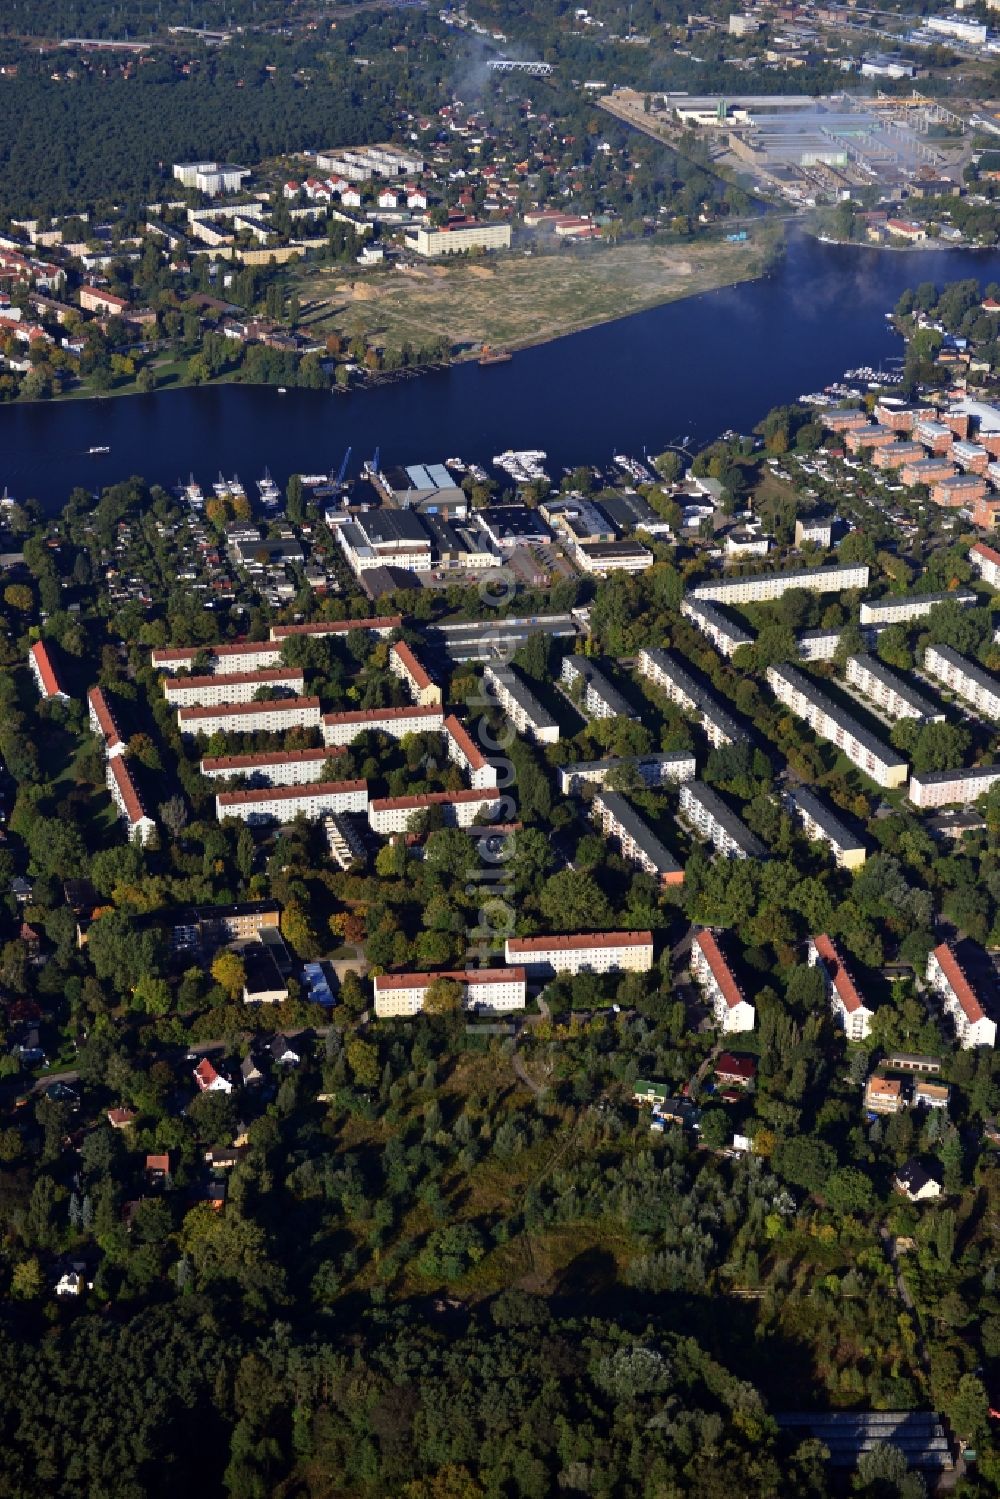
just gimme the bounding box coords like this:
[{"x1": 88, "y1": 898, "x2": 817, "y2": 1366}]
[
  {"x1": 927, "y1": 942, "x2": 997, "y2": 1049},
  {"x1": 444, "y1": 714, "x2": 499, "y2": 789},
  {"x1": 794, "y1": 515, "x2": 834, "y2": 548},
  {"x1": 909, "y1": 763, "x2": 1000, "y2": 809},
  {"x1": 152, "y1": 640, "x2": 283, "y2": 674},
  {"x1": 483, "y1": 664, "x2": 559, "y2": 745},
  {"x1": 560, "y1": 657, "x2": 636, "y2": 719},
  {"x1": 971, "y1": 541, "x2": 1000, "y2": 589},
  {"x1": 216, "y1": 779, "x2": 368, "y2": 825},
  {"x1": 797, "y1": 629, "x2": 841, "y2": 662},
  {"x1": 106, "y1": 756, "x2": 156, "y2": 845},
  {"x1": 591, "y1": 790, "x2": 684, "y2": 885},
  {"x1": 680, "y1": 596, "x2": 754, "y2": 658},
  {"x1": 558, "y1": 752, "x2": 697, "y2": 796},
  {"x1": 504, "y1": 931, "x2": 654, "y2": 977},
  {"x1": 373, "y1": 966, "x2": 526, "y2": 1019},
  {"x1": 766, "y1": 663, "x2": 908, "y2": 789},
  {"x1": 406, "y1": 222, "x2": 512, "y2": 257},
  {"x1": 689, "y1": 562, "x2": 869, "y2": 607},
  {"x1": 162, "y1": 667, "x2": 304, "y2": 708},
  {"x1": 390, "y1": 641, "x2": 442, "y2": 707},
  {"x1": 200, "y1": 747, "x2": 343, "y2": 785},
  {"x1": 924, "y1": 644, "x2": 1000, "y2": 721},
  {"x1": 808, "y1": 933, "x2": 875, "y2": 1040},
  {"x1": 28, "y1": 640, "x2": 69, "y2": 701},
  {"x1": 269, "y1": 615, "x2": 402, "y2": 642},
  {"x1": 173, "y1": 161, "x2": 250, "y2": 195},
  {"x1": 87, "y1": 686, "x2": 125, "y2": 759},
  {"x1": 678, "y1": 781, "x2": 769, "y2": 861},
  {"x1": 637, "y1": 648, "x2": 746, "y2": 748},
  {"x1": 788, "y1": 787, "x2": 866, "y2": 869},
  {"x1": 368, "y1": 788, "x2": 504, "y2": 834},
  {"x1": 178, "y1": 696, "x2": 322, "y2": 737},
  {"x1": 859, "y1": 589, "x2": 976, "y2": 626},
  {"x1": 690, "y1": 929, "x2": 755, "y2": 1034},
  {"x1": 322, "y1": 705, "x2": 445, "y2": 746},
  {"x1": 845, "y1": 654, "x2": 944, "y2": 723}
]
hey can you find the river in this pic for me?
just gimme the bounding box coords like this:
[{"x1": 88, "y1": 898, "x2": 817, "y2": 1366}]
[{"x1": 6, "y1": 232, "x2": 1000, "y2": 515}]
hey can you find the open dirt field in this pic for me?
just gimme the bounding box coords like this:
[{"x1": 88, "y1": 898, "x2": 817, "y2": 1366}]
[{"x1": 296, "y1": 236, "x2": 762, "y2": 358}]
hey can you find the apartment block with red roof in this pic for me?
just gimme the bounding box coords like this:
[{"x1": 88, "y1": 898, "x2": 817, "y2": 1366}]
[
  {"x1": 390, "y1": 640, "x2": 443, "y2": 707},
  {"x1": 505, "y1": 930, "x2": 653, "y2": 977},
  {"x1": 28, "y1": 640, "x2": 69, "y2": 701},
  {"x1": 926, "y1": 942, "x2": 997, "y2": 1048},
  {"x1": 690, "y1": 929, "x2": 755, "y2": 1034},
  {"x1": 178, "y1": 696, "x2": 322, "y2": 737},
  {"x1": 162, "y1": 666, "x2": 305, "y2": 708},
  {"x1": 269, "y1": 615, "x2": 401, "y2": 642},
  {"x1": 152, "y1": 639, "x2": 283, "y2": 674},
  {"x1": 373, "y1": 966, "x2": 526, "y2": 1018},
  {"x1": 808, "y1": 934, "x2": 875, "y2": 1041},
  {"x1": 106, "y1": 756, "x2": 156, "y2": 845},
  {"x1": 368, "y1": 787, "x2": 503, "y2": 834},
  {"x1": 200, "y1": 746, "x2": 344, "y2": 785},
  {"x1": 322, "y1": 704, "x2": 444, "y2": 747},
  {"x1": 216, "y1": 779, "x2": 368, "y2": 825},
  {"x1": 443, "y1": 714, "x2": 498, "y2": 788},
  {"x1": 87, "y1": 686, "x2": 125, "y2": 757},
  {"x1": 971, "y1": 541, "x2": 1000, "y2": 588}
]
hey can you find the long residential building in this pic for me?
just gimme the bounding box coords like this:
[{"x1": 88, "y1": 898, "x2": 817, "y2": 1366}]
[
  {"x1": 560, "y1": 657, "x2": 636, "y2": 719},
  {"x1": 29, "y1": 640, "x2": 69, "y2": 701},
  {"x1": 269, "y1": 615, "x2": 401, "y2": 642},
  {"x1": 368, "y1": 787, "x2": 504, "y2": 834},
  {"x1": 558, "y1": 751, "x2": 697, "y2": 796},
  {"x1": 678, "y1": 781, "x2": 768, "y2": 861},
  {"x1": 681, "y1": 596, "x2": 754, "y2": 658},
  {"x1": 200, "y1": 746, "x2": 345, "y2": 785},
  {"x1": 689, "y1": 562, "x2": 869, "y2": 606},
  {"x1": 970, "y1": 540, "x2": 1000, "y2": 588},
  {"x1": 591, "y1": 791, "x2": 684, "y2": 885},
  {"x1": 373, "y1": 967, "x2": 526, "y2": 1019},
  {"x1": 637, "y1": 648, "x2": 747, "y2": 748},
  {"x1": 766, "y1": 663, "x2": 908, "y2": 788},
  {"x1": 152, "y1": 639, "x2": 283, "y2": 674},
  {"x1": 808, "y1": 933, "x2": 875, "y2": 1040},
  {"x1": 216, "y1": 779, "x2": 368, "y2": 824},
  {"x1": 909, "y1": 763, "x2": 1000, "y2": 809},
  {"x1": 787, "y1": 786, "x2": 866, "y2": 869},
  {"x1": 321, "y1": 704, "x2": 444, "y2": 746},
  {"x1": 926, "y1": 941, "x2": 997, "y2": 1049},
  {"x1": 178, "y1": 696, "x2": 322, "y2": 737},
  {"x1": 690, "y1": 929, "x2": 755, "y2": 1033},
  {"x1": 162, "y1": 667, "x2": 305, "y2": 708},
  {"x1": 859, "y1": 589, "x2": 976, "y2": 626},
  {"x1": 504, "y1": 930, "x2": 654, "y2": 977},
  {"x1": 923, "y1": 644, "x2": 1000, "y2": 721},
  {"x1": 106, "y1": 755, "x2": 155, "y2": 845},
  {"x1": 845, "y1": 653, "x2": 944, "y2": 723},
  {"x1": 482, "y1": 664, "x2": 559, "y2": 744},
  {"x1": 389, "y1": 640, "x2": 442, "y2": 707},
  {"x1": 87, "y1": 686, "x2": 125, "y2": 759},
  {"x1": 443, "y1": 714, "x2": 498, "y2": 788}
]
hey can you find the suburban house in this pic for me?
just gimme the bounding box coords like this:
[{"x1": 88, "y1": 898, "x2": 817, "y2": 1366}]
[{"x1": 894, "y1": 1159, "x2": 943, "y2": 1203}]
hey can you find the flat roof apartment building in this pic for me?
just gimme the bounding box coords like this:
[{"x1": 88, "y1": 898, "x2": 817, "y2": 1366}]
[
  {"x1": 971, "y1": 541, "x2": 1000, "y2": 588},
  {"x1": 199, "y1": 747, "x2": 343, "y2": 785},
  {"x1": 680, "y1": 596, "x2": 754, "y2": 658},
  {"x1": 637, "y1": 648, "x2": 747, "y2": 748},
  {"x1": 845, "y1": 653, "x2": 944, "y2": 723},
  {"x1": 178, "y1": 696, "x2": 322, "y2": 737},
  {"x1": 691, "y1": 929, "x2": 755, "y2": 1033},
  {"x1": 591, "y1": 791, "x2": 684, "y2": 885},
  {"x1": 909, "y1": 763, "x2": 1000, "y2": 809},
  {"x1": 808, "y1": 933, "x2": 875, "y2": 1040},
  {"x1": 688, "y1": 562, "x2": 869, "y2": 606},
  {"x1": 678, "y1": 781, "x2": 768, "y2": 860},
  {"x1": 924, "y1": 643, "x2": 1000, "y2": 721},
  {"x1": 787, "y1": 786, "x2": 866, "y2": 869},
  {"x1": 927, "y1": 942, "x2": 997, "y2": 1048},
  {"x1": 152, "y1": 639, "x2": 283, "y2": 674},
  {"x1": 558, "y1": 751, "x2": 697, "y2": 796},
  {"x1": 872, "y1": 441, "x2": 924, "y2": 471},
  {"x1": 216, "y1": 779, "x2": 368, "y2": 825},
  {"x1": 321, "y1": 704, "x2": 444, "y2": 746},
  {"x1": 482, "y1": 664, "x2": 559, "y2": 745},
  {"x1": 560, "y1": 657, "x2": 636, "y2": 719},
  {"x1": 389, "y1": 640, "x2": 442, "y2": 707},
  {"x1": 443, "y1": 715, "x2": 498, "y2": 788},
  {"x1": 373, "y1": 966, "x2": 526, "y2": 1018},
  {"x1": 368, "y1": 787, "x2": 504, "y2": 834},
  {"x1": 766, "y1": 663, "x2": 908, "y2": 788},
  {"x1": 859, "y1": 589, "x2": 976, "y2": 626},
  {"x1": 162, "y1": 667, "x2": 304, "y2": 708},
  {"x1": 406, "y1": 222, "x2": 512, "y2": 257},
  {"x1": 505, "y1": 930, "x2": 654, "y2": 977}
]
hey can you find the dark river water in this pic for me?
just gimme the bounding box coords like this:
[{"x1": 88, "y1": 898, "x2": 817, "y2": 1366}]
[{"x1": 6, "y1": 232, "x2": 1000, "y2": 514}]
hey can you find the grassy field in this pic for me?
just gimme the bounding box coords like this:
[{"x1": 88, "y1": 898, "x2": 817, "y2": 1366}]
[{"x1": 295, "y1": 236, "x2": 764, "y2": 358}]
